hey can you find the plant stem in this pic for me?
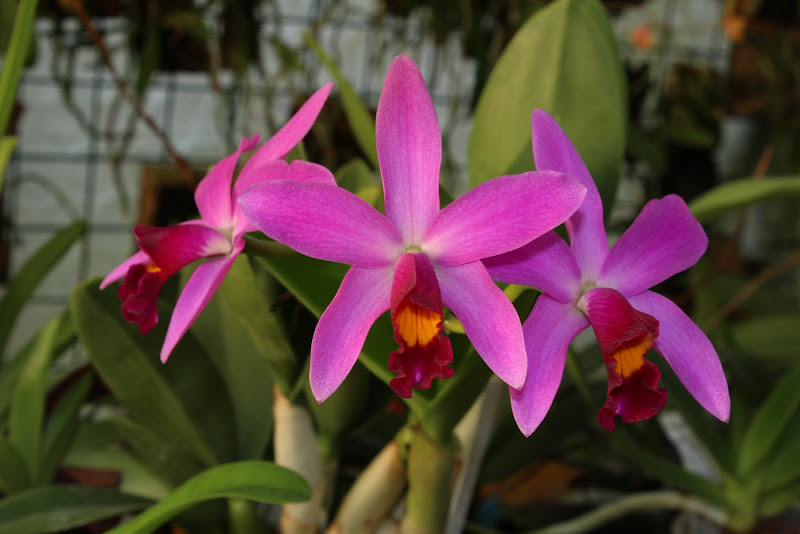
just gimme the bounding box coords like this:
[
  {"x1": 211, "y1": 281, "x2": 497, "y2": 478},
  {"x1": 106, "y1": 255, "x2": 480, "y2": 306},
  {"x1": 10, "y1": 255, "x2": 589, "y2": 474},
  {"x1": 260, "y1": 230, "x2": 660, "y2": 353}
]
[
  {"x1": 400, "y1": 426, "x2": 455, "y2": 534},
  {"x1": 228, "y1": 498, "x2": 263, "y2": 534},
  {"x1": 521, "y1": 490, "x2": 728, "y2": 534}
]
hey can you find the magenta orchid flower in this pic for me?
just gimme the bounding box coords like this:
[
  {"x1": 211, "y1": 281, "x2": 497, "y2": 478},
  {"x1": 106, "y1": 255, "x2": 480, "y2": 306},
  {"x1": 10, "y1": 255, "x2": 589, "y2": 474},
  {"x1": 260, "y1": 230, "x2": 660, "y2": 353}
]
[
  {"x1": 484, "y1": 110, "x2": 730, "y2": 436},
  {"x1": 101, "y1": 83, "x2": 334, "y2": 363},
  {"x1": 238, "y1": 55, "x2": 587, "y2": 402}
]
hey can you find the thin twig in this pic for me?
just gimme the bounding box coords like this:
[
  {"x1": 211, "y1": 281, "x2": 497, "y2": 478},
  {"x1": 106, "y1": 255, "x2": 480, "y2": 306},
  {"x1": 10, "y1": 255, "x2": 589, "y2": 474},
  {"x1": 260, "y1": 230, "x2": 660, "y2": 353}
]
[
  {"x1": 703, "y1": 249, "x2": 800, "y2": 332},
  {"x1": 61, "y1": 0, "x2": 195, "y2": 188}
]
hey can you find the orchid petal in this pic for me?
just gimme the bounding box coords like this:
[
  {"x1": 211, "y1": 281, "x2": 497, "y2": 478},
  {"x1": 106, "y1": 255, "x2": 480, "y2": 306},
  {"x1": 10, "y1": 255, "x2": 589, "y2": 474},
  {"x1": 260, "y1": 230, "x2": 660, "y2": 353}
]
[
  {"x1": 376, "y1": 55, "x2": 440, "y2": 245},
  {"x1": 598, "y1": 195, "x2": 708, "y2": 296},
  {"x1": 436, "y1": 261, "x2": 527, "y2": 389},
  {"x1": 483, "y1": 231, "x2": 582, "y2": 303},
  {"x1": 101, "y1": 250, "x2": 150, "y2": 289},
  {"x1": 628, "y1": 290, "x2": 730, "y2": 423},
  {"x1": 241, "y1": 83, "x2": 334, "y2": 173},
  {"x1": 238, "y1": 180, "x2": 403, "y2": 267},
  {"x1": 310, "y1": 265, "x2": 393, "y2": 402},
  {"x1": 160, "y1": 240, "x2": 243, "y2": 362},
  {"x1": 532, "y1": 110, "x2": 608, "y2": 279},
  {"x1": 510, "y1": 295, "x2": 589, "y2": 436},
  {"x1": 424, "y1": 171, "x2": 586, "y2": 266},
  {"x1": 134, "y1": 224, "x2": 232, "y2": 274},
  {"x1": 195, "y1": 134, "x2": 260, "y2": 228}
]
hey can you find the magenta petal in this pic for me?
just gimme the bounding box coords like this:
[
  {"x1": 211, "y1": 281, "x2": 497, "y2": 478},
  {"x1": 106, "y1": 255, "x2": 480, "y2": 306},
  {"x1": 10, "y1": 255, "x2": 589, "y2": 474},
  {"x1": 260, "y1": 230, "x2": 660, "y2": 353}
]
[
  {"x1": 241, "y1": 83, "x2": 334, "y2": 173},
  {"x1": 376, "y1": 55, "x2": 441, "y2": 245},
  {"x1": 627, "y1": 291, "x2": 730, "y2": 423},
  {"x1": 598, "y1": 195, "x2": 708, "y2": 296},
  {"x1": 532, "y1": 110, "x2": 608, "y2": 280},
  {"x1": 195, "y1": 134, "x2": 260, "y2": 229},
  {"x1": 510, "y1": 295, "x2": 589, "y2": 436},
  {"x1": 101, "y1": 250, "x2": 150, "y2": 289},
  {"x1": 483, "y1": 231, "x2": 582, "y2": 303},
  {"x1": 232, "y1": 160, "x2": 291, "y2": 236},
  {"x1": 134, "y1": 224, "x2": 232, "y2": 274},
  {"x1": 436, "y1": 261, "x2": 527, "y2": 389},
  {"x1": 423, "y1": 171, "x2": 586, "y2": 266},
  {"x1": 311, "y1": 265, "x2": 393, "y2": 402},
  {"x1": 238, "y1": 180, "x2": 403, "y2": 267},
  {"x1": 160, "y1": 240, "x2": 243, "y2": 362}
]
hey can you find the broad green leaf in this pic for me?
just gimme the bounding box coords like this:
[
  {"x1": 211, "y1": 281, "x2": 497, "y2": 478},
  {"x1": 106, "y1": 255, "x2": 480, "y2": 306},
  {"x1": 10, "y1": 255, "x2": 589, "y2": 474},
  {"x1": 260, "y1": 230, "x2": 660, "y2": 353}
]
[
  {"x1": 304, "y1": 33, "x2": 379, "y2": 170},
  {"x1": 213, "y1": 256, "x2": 297, "y2": 394},
  {"x1": 689, "y1": 175, "x2": 800, "y2": 222},
  {"x1": 0, "y1": 220, "x2": 86, "y2": 355},
  {"x1": 70, "y1": 279, "x2": 234, "y2": 467},
  {"x1": 112, "y1": 417, "x2": 205, "y2": 487},
  {"x1": 37, "y1": 372, "x2": 93, "y2": 485},
  {"x1": 106, "y1": 461, "x2": 311, "y2": 534},
  {"x1": 731, "y1": 314, "x2": 800, "y2": 361},
  {"x1": 0, "y1": 136, "x2": 17, "y2": 191},
  {"x1": 738, "y1": 361, "x2": 800, "y2": 476},
  {"x1": 8, "y1": 315, "x2": 63, "y2": 483},
  {"x1": 189, "y1": 257, "x2": 276, "y2": 460},
  {"x1": 0, "y1": 485, "x2": 150, "y2": 534},
  {"x1": 0, "y1": 0, "x2": 37, "y2": 138},
  {"x1": 759, "y1": 479, "x2": 800, "y2": 518},
  {"x1": 468, "y1": 0, "x2": 625, "y2": 210},
  {"x1": 0, "y1": 431, "x2": 29, "y2": 494}
]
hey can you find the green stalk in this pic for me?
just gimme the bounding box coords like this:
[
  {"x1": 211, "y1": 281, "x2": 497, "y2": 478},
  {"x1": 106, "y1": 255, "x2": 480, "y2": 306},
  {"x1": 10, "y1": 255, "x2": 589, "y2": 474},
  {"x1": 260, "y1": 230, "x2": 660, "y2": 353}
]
[
  {"x1": 400, "y1": 426, "x2": 455, "y2": 534},
  {"x1": 227, "y1": 498, "x2": 263, "y2": 534}
]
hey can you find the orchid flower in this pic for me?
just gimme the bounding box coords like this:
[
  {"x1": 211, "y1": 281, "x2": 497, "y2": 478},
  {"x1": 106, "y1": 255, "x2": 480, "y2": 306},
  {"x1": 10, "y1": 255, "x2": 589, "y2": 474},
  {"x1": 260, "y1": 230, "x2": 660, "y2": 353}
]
[
  {"x1": 238, "y1": 55, "x2": 587, "y2": 402},
  {"x1": 101, "y1": 83, "x2": 334, "y2": 363},
  {"x1": 484, "y1": 110, "x2": 730, "y2": 435}
]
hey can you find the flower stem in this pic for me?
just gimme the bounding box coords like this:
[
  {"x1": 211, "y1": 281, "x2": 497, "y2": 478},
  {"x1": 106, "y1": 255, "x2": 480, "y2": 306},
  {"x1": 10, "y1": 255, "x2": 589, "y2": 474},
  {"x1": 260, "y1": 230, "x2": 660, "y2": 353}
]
[
  {"x1": 521, "y1": 490, "x2": 728, "y2": 534},
  {"x1": 227, "y1": 498, "x2": 263, "y2": 534},
  {"x1": 400, "y1": 426, "x2": 455, "y2": 534}
]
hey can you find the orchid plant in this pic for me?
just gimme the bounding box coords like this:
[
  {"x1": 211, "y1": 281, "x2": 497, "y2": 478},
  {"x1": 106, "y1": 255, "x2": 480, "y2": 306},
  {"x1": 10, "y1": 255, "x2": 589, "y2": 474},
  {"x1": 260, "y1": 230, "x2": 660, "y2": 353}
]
[{"x1": 10, "y1": 0, "x2": 800, "y2": 533}]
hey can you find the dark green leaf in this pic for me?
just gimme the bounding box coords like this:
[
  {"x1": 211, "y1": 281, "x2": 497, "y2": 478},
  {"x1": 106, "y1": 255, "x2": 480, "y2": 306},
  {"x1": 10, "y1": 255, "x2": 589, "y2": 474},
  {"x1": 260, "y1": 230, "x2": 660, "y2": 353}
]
[
  {"x1": 0, "y1": 220, "x2": 86, "y2": 355},
  {"x1": 106, "y1": 461, "x2": 311, "y2": 534},
  {"x1": 738, "y1": 361, "x2": 800, "y2": 476},
  {"x1": 689, "y1": 175, "x2": 800, "y2": 222},
  {"x1": 730, "y1": 314, "x2": 800, "y2": 361},
  {"x1": 469, "y1": 0, "x2": 625, "y2": 211},
  {"x1": 70, "y1": 279, "x2": 235, "y2": 467},
  {"x1": 304, "y1": 33, "x2": 379, "y2": 170},
  {"x1": 0, "y1": 0, "x2": 37, "y2": 139},
  {"x1": 0, "y1": 136, "x2": 17, "y2": 190},
  {"x1": 761, "y1": 413, "x2": 800, "y2": 492},
  {"x1": 335, "y1": 158, "x2": 381, "y2": 207},
  {"x1": 37, "y1": 372, "x2": 93, "y2": 484},
  {"x1": 9, "y1": 315, "x2": 63, "y2": 483},
  {"x1": 0, "y1": 431, "x2": 29, "y2": 494},
  {"x1": 0, "y1": 485, "x2": 150, "y2": 534}
]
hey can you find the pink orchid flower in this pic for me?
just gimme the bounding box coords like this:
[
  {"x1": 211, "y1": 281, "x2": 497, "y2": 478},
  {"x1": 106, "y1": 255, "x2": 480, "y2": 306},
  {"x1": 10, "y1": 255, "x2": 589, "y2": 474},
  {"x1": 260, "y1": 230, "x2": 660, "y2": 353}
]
[
  {"x1": 101, "y1": 83, "x2": 334, "y2": 363},
  {"x1": 484, "y1": 110, "x2": 730, "y2": 436},
  {"x1": 238, "y1": 55, "x2": 587, "y2": 402}
]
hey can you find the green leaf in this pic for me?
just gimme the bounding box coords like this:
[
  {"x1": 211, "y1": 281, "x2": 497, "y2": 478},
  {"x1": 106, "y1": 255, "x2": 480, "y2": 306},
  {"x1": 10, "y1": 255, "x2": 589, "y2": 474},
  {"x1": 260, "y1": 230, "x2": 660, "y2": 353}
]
[
  {"x1": 189, "y1": 257, "x2": 276, "y2": 460},
  {"x1": 0, "y1": 310, "x2": 76, "y2": 422},
  {"x1": 730, "y1": 314, "x2": 800, "y2": 361},
  {"x1": 738, "y1": 361, "x2": 800, "y2": 476},
  {"x1": 759, "y1": 479, "x2": 800, "y2": 518},
  {"x1": 37, "y1": 372, "x2": 94, "y2": 485},
  {"x1": 468, "y1": 0, "x2": 625, "y2": 210},
  {"x1": 689, "y1": 175, "x2": 800, "y2": 222},
  {"x1": 0, "y1": 135, "x2": 17, "y2": 191},
  {"x1": 106, "y1": 461, "x2": 311, "y2": 534},
  {"x1": 0, "y1": 431, "x2": 29, "y2": 494},
  {"x1": 304, "y1": 33, "x2": 379, "y2": 170},
  {"x1": 761, "y1": 413, "x2": 800, "y2": 491},
  {"x1": 0, "y1": 220, "x2": 86, "y2": 355},
  {"x1": 8, "y1": 315, "x2": 64, "y2": 484},
  {"x1": 0, "y1": 485, "x2": 150, "y2": 534},
  {"x1": 335, "y1": 158, "x2": 382, "y2": 207},
  {"x1": 112, "y1": 417, "x2": 205, "y2": 487},
  {"x1": 0, "y1": 0, "x2": 37, "y2": 138},
  {"x1": 70, "y1": 279, "x2": 234, "y2": 467}
]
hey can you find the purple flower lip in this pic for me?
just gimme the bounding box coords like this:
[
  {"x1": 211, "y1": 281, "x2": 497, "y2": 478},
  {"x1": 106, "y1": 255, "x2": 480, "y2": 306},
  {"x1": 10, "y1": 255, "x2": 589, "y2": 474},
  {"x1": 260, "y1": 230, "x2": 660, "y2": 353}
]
[
  {"x1": 238, "y1": 55, "x2": 588, "y2": 402},
  {"x1": 102, "y1": 83, "x2": 334, "y2": 362},
  {"x1": 485, "y1": 109, "x2": 729, "y2": 436}
]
